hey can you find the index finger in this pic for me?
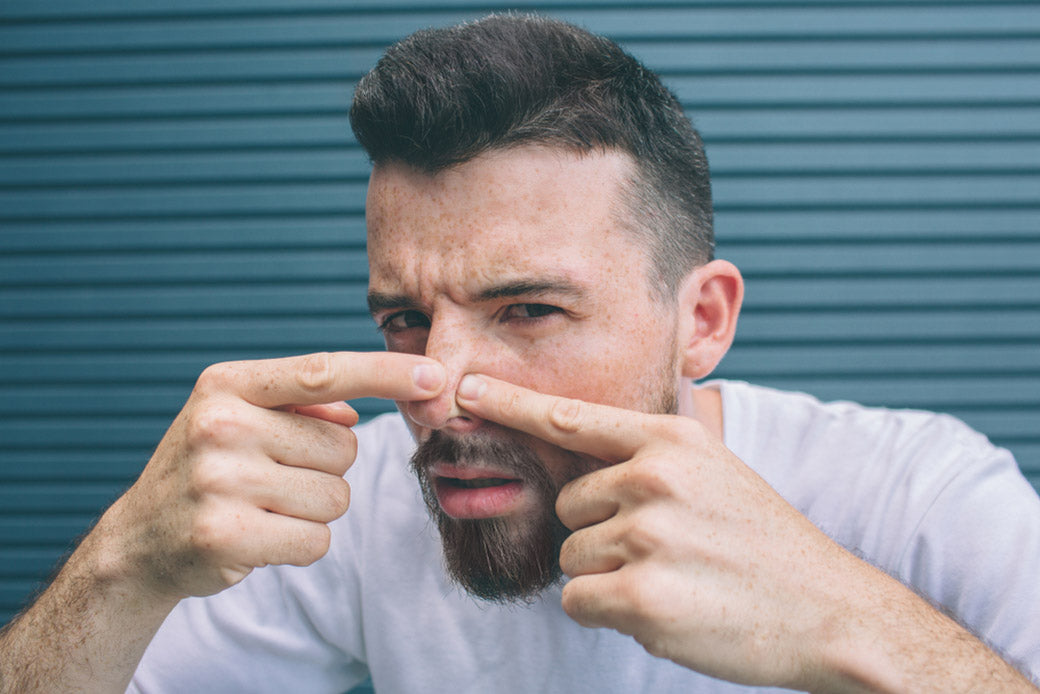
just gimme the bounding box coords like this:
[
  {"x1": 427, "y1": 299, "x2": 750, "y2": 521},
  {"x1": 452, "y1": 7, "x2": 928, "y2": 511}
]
[
  {"x1": 455, "y1": 374, "x2": 653, "y2": 461},
  {"x1": 200, "y1": 351, "x2": 446, "y2": 409}
]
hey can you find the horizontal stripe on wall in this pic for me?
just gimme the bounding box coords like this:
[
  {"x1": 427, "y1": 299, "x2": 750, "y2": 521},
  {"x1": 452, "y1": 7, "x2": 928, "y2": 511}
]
[{"x1": 2, "y1": 1, "x2": 1038, "y2": 627}]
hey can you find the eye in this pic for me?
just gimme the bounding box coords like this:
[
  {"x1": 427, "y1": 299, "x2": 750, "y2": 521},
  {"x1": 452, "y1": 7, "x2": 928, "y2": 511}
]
[
  {"x1": 501, "y1": 303, "x2": 563, "y2": 321},
  {"x1": 378, "y1": 310, "x2": 430, "y2": 333}
]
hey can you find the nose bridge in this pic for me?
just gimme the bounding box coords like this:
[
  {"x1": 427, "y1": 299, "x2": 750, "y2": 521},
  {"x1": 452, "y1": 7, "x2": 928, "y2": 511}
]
[
  {"x1": 425, "y1": 311, "x2": 476, "y2": 391},
  {"x1": 406, "y1": 309, "x2": 484, "y2": 430}
]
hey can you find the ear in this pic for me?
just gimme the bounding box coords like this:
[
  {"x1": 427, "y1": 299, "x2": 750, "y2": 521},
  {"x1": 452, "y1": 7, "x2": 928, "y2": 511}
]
[{"x1": 676, "y1": 259, "x2": 744, "y2": 380}]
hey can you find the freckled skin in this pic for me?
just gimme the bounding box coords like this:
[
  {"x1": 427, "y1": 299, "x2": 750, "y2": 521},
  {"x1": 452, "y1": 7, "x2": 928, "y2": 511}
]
[{"x1": 366, "y1": 146, "x2": 682, "y2": 478}]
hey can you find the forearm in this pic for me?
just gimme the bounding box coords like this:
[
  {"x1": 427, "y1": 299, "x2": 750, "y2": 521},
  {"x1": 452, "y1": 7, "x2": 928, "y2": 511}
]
[
  {"x1": 0, "y1": 508, "x2": 179, "y2": 694},
  {"x1": 811, "y1": 561, "x2": 1038, "y2": 693},
  {"x1": 0, "y1": 353, "x2": 409, "y2": 693}
]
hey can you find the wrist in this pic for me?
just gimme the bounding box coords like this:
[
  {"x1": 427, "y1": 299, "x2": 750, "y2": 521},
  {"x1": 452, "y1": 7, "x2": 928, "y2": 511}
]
[
  {"x1": 0, "y1": 498, "x2": 182, "y2": 693},
  {"x1": 796, "y1": 558, "x2": 909, "y2": 693},
  {"x1": 799, "y1": 558, "x2": 1036, "y2": 694},
  {"x1": 86, "y1": 496, "x2": 185, "y2": 610}
]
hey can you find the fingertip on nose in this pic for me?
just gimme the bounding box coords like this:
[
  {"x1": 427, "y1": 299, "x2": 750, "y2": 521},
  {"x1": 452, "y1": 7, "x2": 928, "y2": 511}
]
[
  {"x1": 456, "y1": 374, "x2": 486, "y2": 402},
  {"x1": 411, "y1": 362, "x2": 446, "y2": 393}
]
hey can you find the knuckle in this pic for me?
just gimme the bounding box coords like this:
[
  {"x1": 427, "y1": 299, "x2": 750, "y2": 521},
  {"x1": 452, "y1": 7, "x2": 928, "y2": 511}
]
[
  {"x1": 558, "y1": 534, "x2": 578, "y2": 576},
  {"x1": 554, "y1": 488, "x2": 576, "y2": 529},
  {"x1": 626, "y1": 455, "x2": 675, "y2": 497},
  {"x1": 295, "y1": 524, "x2": 332, "y2": 564},
  {"x1": 195, "y1": 361, "x2": 235, "y2": 395},
  {"x1": 189, "y1": 457, "x2": 240, "y2": 496},
  {"x1": 623, "y1": 513, "x2": 669, "y2": 558},
  {"x1": 548, "y1": 396, "x2": 586, "y2": 433},
  {"x1": 323, "y1": 478, "x2": 352, "y2": 517},
  {"x1": 295, "y1": 352, "x2": 335, "y2": 396},
  {"x1": 190, "y1": 508, "x2": 236, "y2": 553},
  {"x1": 338, "y1": 427, "x2": 359, "y2": 460},
  {"x1": 559, "y1": 580, "x2": 587, "y2": 621},
  {"x1": 187, "y1": 406, "x2": 243, "y2": 448},
  {"x1": 320, "y1": 425, "x2": 358, "y2": 472}
]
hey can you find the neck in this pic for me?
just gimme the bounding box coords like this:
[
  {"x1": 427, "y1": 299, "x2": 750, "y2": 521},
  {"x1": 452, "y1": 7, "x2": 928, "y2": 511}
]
[{"x1": 677, "y1": 379, "x2": 725, "y2": 442}]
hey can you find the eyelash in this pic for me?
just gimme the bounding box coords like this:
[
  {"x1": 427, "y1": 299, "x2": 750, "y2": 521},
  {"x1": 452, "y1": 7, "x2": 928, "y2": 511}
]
[{"x1": 376, "y1": 304, "x2": 562, "y2": 333}]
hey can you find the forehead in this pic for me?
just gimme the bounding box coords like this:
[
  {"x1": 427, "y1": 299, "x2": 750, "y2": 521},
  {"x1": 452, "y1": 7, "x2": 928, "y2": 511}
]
[{"x1": 365, "y1": 146, "x2": 646, "y2": 292}]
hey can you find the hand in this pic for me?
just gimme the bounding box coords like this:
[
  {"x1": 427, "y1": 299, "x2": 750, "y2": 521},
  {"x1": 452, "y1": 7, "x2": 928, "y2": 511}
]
[
  {"x1": 455, "y1": 374, "x2": 894, "y2": 690},
  {"x1": 99, "y1": 351, "x2": 445, "y2": 601}
]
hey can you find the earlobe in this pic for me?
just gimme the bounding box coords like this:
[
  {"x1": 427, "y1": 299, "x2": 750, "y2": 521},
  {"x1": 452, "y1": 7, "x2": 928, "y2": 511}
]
[{"x1": 677, "y1": 260, "x2": 744, "y2": 379}]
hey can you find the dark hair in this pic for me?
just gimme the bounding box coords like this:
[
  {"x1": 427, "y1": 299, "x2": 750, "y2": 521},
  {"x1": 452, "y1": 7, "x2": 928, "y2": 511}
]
[{"x1": 350, "y1": 13, "x2": 714, "y2": 295}]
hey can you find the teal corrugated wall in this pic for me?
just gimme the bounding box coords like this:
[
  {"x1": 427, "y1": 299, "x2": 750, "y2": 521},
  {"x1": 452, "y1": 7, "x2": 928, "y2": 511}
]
[{"x1": 2, "y1": 1, "x2": 1039, "y2": 627}]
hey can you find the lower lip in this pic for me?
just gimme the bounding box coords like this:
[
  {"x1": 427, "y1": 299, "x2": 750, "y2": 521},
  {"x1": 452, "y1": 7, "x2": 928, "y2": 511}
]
[{"x1": 434, "y1": 478, "x2": 525, "y2": 519}]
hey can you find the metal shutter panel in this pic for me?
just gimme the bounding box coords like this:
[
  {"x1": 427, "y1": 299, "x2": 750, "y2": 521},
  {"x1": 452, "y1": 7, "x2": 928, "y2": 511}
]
[{"x1": 2, "y1": 0, "x2": 1038, "y2": 629}]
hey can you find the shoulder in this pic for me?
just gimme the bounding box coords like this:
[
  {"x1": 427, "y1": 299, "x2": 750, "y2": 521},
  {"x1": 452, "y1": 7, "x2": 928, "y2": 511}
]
[
  {"x1": 720, "y1": 379, "x2": 984, "y2": 448},
  {"x1": 719, "y1": 380, "x2": 1040, "y2": 677},
  {"x1": 719, "y1": 379, "x2": 1001, "y2": 477},
  {"x1": 716, "y1": 379, "x2": 1027, "y2": 559}
]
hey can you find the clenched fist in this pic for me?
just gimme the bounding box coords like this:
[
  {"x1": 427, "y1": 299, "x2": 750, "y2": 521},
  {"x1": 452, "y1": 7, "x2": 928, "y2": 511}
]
[
  {"x1": 100, "y1": 351, "x2": 446, "y2": 600},
  {"x1": 455, "y1": 373, "x2": 1039, "y2": 692}
]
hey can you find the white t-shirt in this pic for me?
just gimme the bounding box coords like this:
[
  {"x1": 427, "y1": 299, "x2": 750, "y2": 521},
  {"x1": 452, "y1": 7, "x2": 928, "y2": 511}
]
[{"x1": 130, "y1": 381, "x2": 1040, "y2": 692}]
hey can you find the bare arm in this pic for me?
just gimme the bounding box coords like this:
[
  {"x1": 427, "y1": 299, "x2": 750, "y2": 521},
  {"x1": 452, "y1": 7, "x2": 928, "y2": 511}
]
[
  {"x1": 0, "y1": 352, "x2": 445, "y2": 693},
  {"x1": 0, "y1": 511, "x2": 179, "y2": 693},
  {"x1": 456, "y1": 374, "x2": 1039, "y2": 693},
  {"x1": 803, "y1": 561, "x2": 1036, "y2": 693}
]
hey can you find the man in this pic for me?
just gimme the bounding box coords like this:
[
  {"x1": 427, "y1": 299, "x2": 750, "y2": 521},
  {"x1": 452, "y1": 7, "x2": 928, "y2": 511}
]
[{"x1": 1, "y1": 14, "x2": 1038, "y2": 693}]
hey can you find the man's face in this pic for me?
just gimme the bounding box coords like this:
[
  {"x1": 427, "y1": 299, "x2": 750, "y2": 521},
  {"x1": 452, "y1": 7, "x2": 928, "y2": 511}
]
[{"x1": 366, "y1": 146, "x2": 682, "y2": 601}]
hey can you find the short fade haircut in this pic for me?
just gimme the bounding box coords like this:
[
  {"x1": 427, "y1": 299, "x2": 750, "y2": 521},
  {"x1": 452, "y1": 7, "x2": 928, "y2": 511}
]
[{"x1": 350, "y1": 13, "x2": 714, "y2": 296}]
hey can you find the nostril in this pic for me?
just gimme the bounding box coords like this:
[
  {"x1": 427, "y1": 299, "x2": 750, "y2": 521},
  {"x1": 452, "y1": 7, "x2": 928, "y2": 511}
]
[
  {"x1": 402, "y1": 399, "x2": 484, "y2": 433},
  {"x1": 443, "y1": 414, "x2": 481, "y2": 434}
]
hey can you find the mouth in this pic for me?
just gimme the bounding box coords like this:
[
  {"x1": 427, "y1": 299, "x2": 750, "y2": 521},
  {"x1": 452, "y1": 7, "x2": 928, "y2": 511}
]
[
  {"x1": 440, "y1": 477, "x2": 517, "y2": 489},
  {"x1": 432, "y1": 466, "x2": 526, "y2": 519}
]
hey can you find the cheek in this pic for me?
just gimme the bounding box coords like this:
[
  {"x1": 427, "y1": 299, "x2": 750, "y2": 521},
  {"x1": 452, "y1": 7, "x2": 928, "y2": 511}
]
[
  {"x1": 518, "y1": 327, "x2": 661, "y2": 409},
  {"x1": 526, "y1": 436, "x2": 612, "y2": 498},
  {"x1": 512, "y1": 341, "x2": 596, "y2": 398}
]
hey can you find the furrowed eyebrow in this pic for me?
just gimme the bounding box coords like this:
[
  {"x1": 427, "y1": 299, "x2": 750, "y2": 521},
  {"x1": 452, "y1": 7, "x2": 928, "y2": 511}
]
[
  {"x1": 367, "y1": 292, "x2": 418, "y2": 317},
  {"x1": 367, "y1": 279, "x2": 587, "y2": 317},
  {"x1": 474, "y1": 279, "x2": 587, "y2": 303}
]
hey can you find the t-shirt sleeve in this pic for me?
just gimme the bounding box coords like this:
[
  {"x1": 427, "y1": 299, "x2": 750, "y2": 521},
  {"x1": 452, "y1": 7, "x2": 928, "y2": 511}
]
[
  {"x1": 125, "y1": 415, "x2": 413, "y2": 693},
  {"x1": 128, "y1": 549, "x2": 369, "y2": 693},
  {"x1": 716, "y1": 382, "x2": 1040, "y2": 682},
  {"x1": 896, "y1": 437, "x2": 1040, "y2": 681}
]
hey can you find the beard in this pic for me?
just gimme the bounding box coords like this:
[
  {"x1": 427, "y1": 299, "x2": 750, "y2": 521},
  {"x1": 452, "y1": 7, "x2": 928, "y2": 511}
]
[
  {"x1": 410, "y1": 431, "x2": 584, "y2": 603},
  {"x1": 409, "y1": 371, "x2": 680, "y2": 604}
]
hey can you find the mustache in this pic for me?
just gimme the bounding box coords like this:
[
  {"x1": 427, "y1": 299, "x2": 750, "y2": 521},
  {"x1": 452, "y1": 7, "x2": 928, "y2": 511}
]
[{"x1": 410, "y1": 428, "x2": 550, "y2": 481}]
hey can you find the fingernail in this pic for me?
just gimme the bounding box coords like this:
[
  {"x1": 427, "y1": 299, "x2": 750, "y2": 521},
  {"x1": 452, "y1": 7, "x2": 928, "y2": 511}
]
[
  {"x1": 457, "y1": 374, "x2": 486, "y2": 401},
  {"x1": 412, "y1": 363, "x2": 445, "y2": 392}
]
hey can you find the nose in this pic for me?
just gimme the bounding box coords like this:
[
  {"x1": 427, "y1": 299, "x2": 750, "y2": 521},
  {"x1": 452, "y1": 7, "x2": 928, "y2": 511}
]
[{"x1": 402, "y1": 316, "x2": 487, "y2": 433}]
